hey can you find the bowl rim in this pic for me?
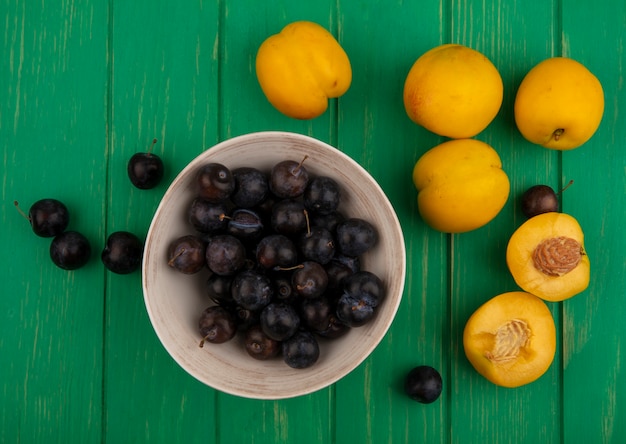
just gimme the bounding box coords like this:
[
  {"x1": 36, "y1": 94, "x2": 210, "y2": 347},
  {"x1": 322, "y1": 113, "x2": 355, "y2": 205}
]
[{"x1": 142, "y1": 130, "x2": 407, "y2": 399}]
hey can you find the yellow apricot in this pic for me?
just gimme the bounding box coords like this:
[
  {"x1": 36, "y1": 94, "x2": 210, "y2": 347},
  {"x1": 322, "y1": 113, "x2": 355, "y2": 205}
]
[
  {"x1": 463, "y1": 291, "x2": 557, "y2": 388},
  {"x1": 255, "y1": 21, "x2": 352, "y2": 120},
  {"x1": 506, "y1": 212, "x2": 590, "y2": 302},
  {"x1": 412, "y1": 139, "x2": 510, "y2": 233},
  {"x1": 403, "y1": 44, "x2": 503, "y2": 138},
  {"x1": 514, "y1": 57, "x2": 604, "y2": 150}
]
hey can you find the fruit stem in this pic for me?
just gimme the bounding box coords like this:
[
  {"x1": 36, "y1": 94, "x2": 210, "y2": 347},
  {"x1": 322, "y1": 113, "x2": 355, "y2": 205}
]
[
  {"x1": 352, "y1": 300, "x2": 367, "y2": 311},
  {"x1": 552, "y1": 128, "x2": 565, "y2": 141},
  {"x1": 13, "y1": 200, "x2": 31, "y2": 221},
  {"x1": 303, "y1": 209, "x2": 311, "y2": 236},
  {"x1": 147, "y1": 138, "x2": 158, "y2": 155},
  {"x1": 275, "y1": 264, "x2": 305, "y2": 272},
  {"x1": 167, "y1": 248, "x2": 186, "y2": 266},
  {"x1": 559, "y1": 179, "x2": 574, "y2": 194},
  {"x1": 198, "y1": 335, "x2": 208, "y2": 348},
  {"x1": 294, "y1": 155, "x2": 309, "y2": 174}
]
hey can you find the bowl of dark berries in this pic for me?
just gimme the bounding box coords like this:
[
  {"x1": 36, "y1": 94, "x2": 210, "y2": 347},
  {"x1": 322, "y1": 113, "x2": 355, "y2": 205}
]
[{"x1": 142, "y1": 131, "x2": 406, "y2": 399}]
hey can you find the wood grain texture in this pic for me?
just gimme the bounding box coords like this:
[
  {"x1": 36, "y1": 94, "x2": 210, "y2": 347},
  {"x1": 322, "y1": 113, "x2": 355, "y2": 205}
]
[
  {"x1": 216, "y1": 3, "x2": 336, "y2": 443},
  {"x1": 1, "y1": 0, "x2": 108, "y2": 443},
  {"x1": 337, "y1": 1, "x2": 451, "y2": 443},
  {"x1": 448, "y1": 2, "x2": 563, "y2": 443},
  {"x1": 561, "y1": 1, "x2": 626, "y2": 442},
  {"x1": 104, "y1": 2, "x2": 221, "y2": 442},
  {"x1": 1, "y1": 0, "x2": 624, "y2": 443}
]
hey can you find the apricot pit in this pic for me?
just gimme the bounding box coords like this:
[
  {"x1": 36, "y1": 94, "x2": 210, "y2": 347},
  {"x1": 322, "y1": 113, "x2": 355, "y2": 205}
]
[
  {"x1": 463, "y1": 291, "x2": 556, "y2": 388},
  {"x1": 506, "y1": 212, "x2": 590, "y2": 302}
]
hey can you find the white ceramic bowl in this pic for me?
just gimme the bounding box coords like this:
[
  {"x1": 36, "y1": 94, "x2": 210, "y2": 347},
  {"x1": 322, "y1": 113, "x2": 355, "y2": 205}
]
[{"x1": 142, "y1": 131, "x2": 406, "y2": 399}]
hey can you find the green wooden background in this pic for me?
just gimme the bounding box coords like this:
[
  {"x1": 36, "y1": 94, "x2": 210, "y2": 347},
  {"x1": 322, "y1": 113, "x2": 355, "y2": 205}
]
[{"x1": 2, "y1": 0, "x2": 625, "y2": 443}]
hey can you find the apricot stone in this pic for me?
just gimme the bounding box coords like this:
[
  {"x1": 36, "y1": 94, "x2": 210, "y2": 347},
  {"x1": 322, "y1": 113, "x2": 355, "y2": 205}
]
[
  {"x1": 506, "y1": 212, "x2": 590, "y2": 302},
  {"x1": 463, "y1": 291, "x2": 556, "y2": 388}
]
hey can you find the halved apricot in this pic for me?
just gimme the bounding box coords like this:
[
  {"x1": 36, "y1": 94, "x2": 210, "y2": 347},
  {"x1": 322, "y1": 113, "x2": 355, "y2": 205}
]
[
  {"x1": 506, "y1": 212, "x2": 590, "y2": 302},
  {"x1": 463, "y1": 291, "x2": 556, "y2": 388}
]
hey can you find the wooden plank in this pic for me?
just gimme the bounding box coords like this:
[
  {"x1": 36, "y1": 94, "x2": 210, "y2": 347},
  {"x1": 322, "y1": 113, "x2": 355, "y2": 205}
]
[
  {"x1": 214, "y1": 2, "x2": 338, "y2": 443},
  {"x1": 217, "y1": 1, "x2": 338, "y2": 144},
  {"x1": 335, "y1": 1, "x2": 450, "y2": 443},
  {"x1": 448, "y1": 1, "x2": 563, "y2": 442},
  {"x1": 561, "y1": 2, "x2": 626, "y2": 442},
  {"x1": 104, "y1": 1, "x2": 221, "y2": 442},
  {"x1": 1, "y1": 2, "x2": 625, "y2": 443},
  {"x1": 0, "y1": 0, "x2": 108, "y2": 442}
]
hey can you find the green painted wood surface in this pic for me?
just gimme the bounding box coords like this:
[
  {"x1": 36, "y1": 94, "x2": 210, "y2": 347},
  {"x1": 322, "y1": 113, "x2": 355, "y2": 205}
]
[{"x1": 1, "y1": 1, "x2": 624, "y2": 443}]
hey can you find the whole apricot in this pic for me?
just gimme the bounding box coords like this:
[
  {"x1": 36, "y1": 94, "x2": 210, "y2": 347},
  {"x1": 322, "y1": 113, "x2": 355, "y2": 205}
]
[
  {"x1": 506, "y1": 212, "x2": 590, "y2": 302},
  {"x1": 514, "y1": 57, "x2": 604, "y2": 150},
  {"x1": 403, "y1": 44, "x2": 503, "y2": 138},
  {"x1": 412, "y1": 139, "x2": 510, "y2": 233},
  {"x1": 255, "y1": 21, "x2": 352, "y2": 120},
  {"x1": 463, "y1": 291, "x2": 556, "y2": 388}
]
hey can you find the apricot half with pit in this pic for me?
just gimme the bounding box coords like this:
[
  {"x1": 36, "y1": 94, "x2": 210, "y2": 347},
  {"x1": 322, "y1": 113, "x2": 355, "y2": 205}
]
[
  {"x1": 463, "y1": 291, "x2": 556, "y2": 388},
  {"x1": 506, "y1": 212, "x2": 590, "y2": 302}
]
